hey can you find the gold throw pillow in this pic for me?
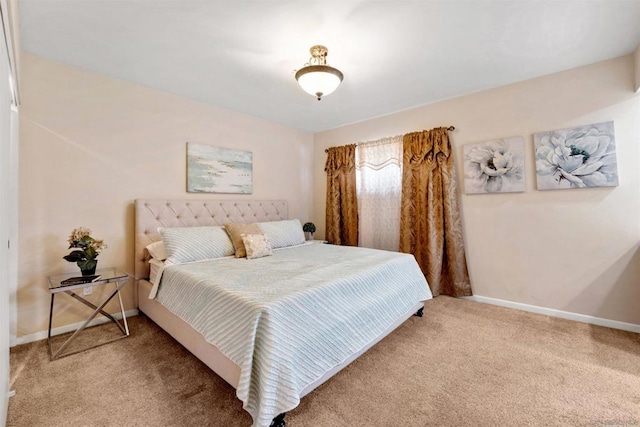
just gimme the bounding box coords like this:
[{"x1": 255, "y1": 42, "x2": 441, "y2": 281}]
[{"x1": 224, "y1": 222, "x2": 261, "y2": 258}]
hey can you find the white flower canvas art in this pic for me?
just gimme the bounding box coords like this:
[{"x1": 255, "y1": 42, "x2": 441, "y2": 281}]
[
  {"x1": 534, "y1": 121, "x2": 618, "y2": 190},
  {"x1": 463, "y1": 136, "x2": 525, "y2": 194}
]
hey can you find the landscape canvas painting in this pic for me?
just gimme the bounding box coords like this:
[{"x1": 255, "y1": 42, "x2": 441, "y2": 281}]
[
  {"x1": 534, "y1": 121, "x2": 618, "y2": 190},
  {"x1": 187, "y1": 143, "x2": 253, "y2": 194},
  {"x1": 463, "y1": 136, "x2": 525, "y2": 194}
]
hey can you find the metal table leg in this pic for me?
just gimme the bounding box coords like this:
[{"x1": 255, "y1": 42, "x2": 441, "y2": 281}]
[{"x1": 48, "y1": 278, "x2": 130, "y2": 360}]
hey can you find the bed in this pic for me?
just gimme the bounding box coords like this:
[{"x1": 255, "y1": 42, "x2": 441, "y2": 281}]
[{"x1": 134, "y1": 199, "x2": 432, "y2": 427}]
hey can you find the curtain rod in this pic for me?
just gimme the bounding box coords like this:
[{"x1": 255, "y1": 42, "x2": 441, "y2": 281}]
[{"x1": 324, "y1": 126, "x2": 456, "y2": 153}]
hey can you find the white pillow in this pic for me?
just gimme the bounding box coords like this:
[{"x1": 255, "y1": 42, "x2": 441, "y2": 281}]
[
  {"x1": 159, "y1": 226, "x2": 235, "y2": 265},
  {"x1": 145, "y1": 241, "x2": 167, "y2": 261},
  {"x1": 148, "y1": 258, "x2": 165, "y2": 284},
  {"x1": 256, "y1": 219, "x2": 305, "y2": 249}
]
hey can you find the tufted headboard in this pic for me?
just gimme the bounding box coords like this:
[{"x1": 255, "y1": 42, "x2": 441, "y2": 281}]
[{"x1": 134, "y1": 199, "x2": 288, "y2": 280}]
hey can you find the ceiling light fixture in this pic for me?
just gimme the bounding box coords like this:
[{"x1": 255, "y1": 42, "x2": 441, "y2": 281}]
[{"x1": 295, "y1": 45, "x2": 343, "y2": 101}]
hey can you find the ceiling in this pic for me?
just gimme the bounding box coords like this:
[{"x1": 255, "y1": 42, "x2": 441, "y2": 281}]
[{"x1": 18, "y1": 1, "x2": 640, "y2": 133}]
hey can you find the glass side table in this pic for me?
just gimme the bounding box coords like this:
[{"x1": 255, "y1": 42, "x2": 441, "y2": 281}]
[{"x1": 47, "y1": 267, "x2": 130, "y2": 360}]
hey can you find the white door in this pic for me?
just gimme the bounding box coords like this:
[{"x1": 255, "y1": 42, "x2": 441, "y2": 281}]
[{"x1": 0, "y1": 0, "x2": 19, "y2": 423}]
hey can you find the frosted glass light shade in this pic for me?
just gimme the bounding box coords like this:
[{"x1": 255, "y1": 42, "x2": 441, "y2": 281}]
[{"x1": 295, "y1": 65, "x2": 343, "y2": 100}]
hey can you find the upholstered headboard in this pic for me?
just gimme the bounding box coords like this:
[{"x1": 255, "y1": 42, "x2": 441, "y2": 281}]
[{"x1": 134, "y1": 199, "x2": 288, "y2": 280}]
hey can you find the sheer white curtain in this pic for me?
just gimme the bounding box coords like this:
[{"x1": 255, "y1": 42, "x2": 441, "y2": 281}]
[{"x1": 356, "y1": 136, "x2": 403, "y2": 251}]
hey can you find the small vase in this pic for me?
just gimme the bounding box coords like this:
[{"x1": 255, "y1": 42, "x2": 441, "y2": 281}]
[
  {"x1": 79, "y1": 261, "x2": 97, "y2": 276},
  {"x1": 305, "y1": 232, "x2": 314, "y2": 241}
]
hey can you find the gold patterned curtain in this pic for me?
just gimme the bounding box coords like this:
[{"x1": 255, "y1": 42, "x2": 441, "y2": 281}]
[
  {"x1": 325, "y1": 144, "x2": 358, "y2": 246},
  {"x1": 399, "y1": 128, "x2": 472, "y2": 297}
]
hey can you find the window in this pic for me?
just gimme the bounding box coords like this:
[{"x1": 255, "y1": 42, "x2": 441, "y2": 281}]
[{"x1": 355, "y1": 136, "x2": 402, "y2": 251}]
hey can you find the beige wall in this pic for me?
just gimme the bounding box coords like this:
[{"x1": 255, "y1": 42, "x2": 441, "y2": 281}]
[
  {"x1": 18, "y1": 53, "x2": 314, "y2": 338},
  {"x1": 313, "y1": 55, "x2": 640, "y2": 325},
  {"x1": 19, "y1": 51, "x2": 640, "y2": 337}
]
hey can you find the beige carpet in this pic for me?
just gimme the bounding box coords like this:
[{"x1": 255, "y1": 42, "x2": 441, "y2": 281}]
[{"x1": 8, "y1": 297, "x2": 640, "y2": 427}]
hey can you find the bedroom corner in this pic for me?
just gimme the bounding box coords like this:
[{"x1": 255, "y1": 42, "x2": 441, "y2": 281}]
[
  {"x1": 15, "y1": 53, "x2": 314, "y2": 343},
  {"x1": 313, "y1": 54, "x2": 640, "y2": 329}
]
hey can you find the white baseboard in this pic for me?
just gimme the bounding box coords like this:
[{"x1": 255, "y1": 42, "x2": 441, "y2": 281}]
[
  {"x1": 463, "y1": 295, "x2": 640, "y2": 334},
  {"x1": 13, "y1": 309, "x2": 139, "y2": 347},
  {"x1": 14, "y1": 297, "x2": 638, "y2": 346}
]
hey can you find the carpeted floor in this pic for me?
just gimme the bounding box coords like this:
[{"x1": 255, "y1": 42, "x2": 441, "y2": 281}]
[{"x1": 8, "y1": 296, "x2": 640, "y2": 427}]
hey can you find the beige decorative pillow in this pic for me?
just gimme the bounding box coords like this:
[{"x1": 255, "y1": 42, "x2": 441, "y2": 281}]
[
  {"x1": 224, "y1": 222, "x2": 261, "y2": 258},
  {"x1": 241, "y1": 233, "x2": 273, "y2": 260}
]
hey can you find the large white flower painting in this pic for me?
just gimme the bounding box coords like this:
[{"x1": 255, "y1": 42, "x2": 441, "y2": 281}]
[
  {"x1": 534, "y1": 121, "x2": 618, "y2": 190},
  {"x1": 463, "y1": 136, "x2": 525, "y2": 194}
]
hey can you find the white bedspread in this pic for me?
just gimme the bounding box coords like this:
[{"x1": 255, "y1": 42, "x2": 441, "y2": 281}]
[{"x1": 155, "y1": 242, "x2": 432, "y2": 427}]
